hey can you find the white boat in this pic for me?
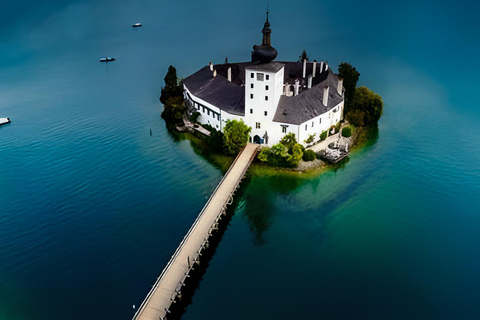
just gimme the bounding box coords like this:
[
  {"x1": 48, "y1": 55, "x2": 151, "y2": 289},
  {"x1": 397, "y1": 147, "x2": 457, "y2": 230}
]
[
  {"x1": 99, "y1": 57, "x2": 116, "y2": 62},
  {"x1": 0, "y1": 117, "x2": 11, "y2": 126},
  {"x1": 132, "y1": 23, "x2": 142, "y2": 27}
]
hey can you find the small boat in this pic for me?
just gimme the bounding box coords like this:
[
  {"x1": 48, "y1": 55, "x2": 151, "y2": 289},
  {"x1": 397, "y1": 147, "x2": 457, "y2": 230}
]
[
  {"x1": 99, "y1": 57, "x2": 116, "y2": 62},
  {"x1": 0, "y1": 117, "x2": 11, "y2": 126},
  {"x1": 132, "y1": 23, "x2": 142, "y2": 28}
]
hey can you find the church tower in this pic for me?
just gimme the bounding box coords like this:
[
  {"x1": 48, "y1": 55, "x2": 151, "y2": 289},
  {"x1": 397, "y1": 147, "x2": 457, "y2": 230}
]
[{"x1": 245, "y1": 10, "x2": 284, "y2": 145}]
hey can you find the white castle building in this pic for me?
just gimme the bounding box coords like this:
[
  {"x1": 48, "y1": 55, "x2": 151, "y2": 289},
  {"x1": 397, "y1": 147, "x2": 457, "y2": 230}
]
[{"x1": 183, "y1": 12, "x2": 344, "y2": 147}]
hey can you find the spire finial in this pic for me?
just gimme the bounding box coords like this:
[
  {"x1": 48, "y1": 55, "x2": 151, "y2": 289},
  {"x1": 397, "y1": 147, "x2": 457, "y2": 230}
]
[{"x1": 266, "y1": 4, "x2": 269, "y2": 22}]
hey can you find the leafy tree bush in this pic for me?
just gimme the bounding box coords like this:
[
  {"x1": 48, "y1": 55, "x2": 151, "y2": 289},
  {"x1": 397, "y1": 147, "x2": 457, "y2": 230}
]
[
  {"x1": 353, "y1": 86, "x2": 384, "y2": 126},
  {"x1": 335, "y1": 122, "x2": 342, "y2": 133},
  {"x1": 203, "y1": 124, "x2": 224, "y2": 152},
  {"x1": 223, "y1": 119, "x2": 251, "y2": 155},
  {"x1": 161, "y1": 96, "x2": 185, "y2": 124},
  {"x1": 287, "y1": 144, "x2": 303, "y2": 167},
  {"x1": 342, "y1": 126, "x2": 352, "y2": 138},
  {"x1": 258, "y1": 147, "x2": 270, "y2": 162},
  {"x1": 304, "y1": 133, "x2": 316, "y2": 145},
  {"x1": 160, "y1": 65, "x2": 183, "y2": 104},
  {"x1": 302, "y1": 149, "x2": 316, "y2": 161},
  {"x1": 190, "y1": 111, "x2": 200, "y2": 123},
  {"x1": 257, "y1": 142, "x2": 303, "y2": 168},
  {"x1": 338, "y1": 62, "x2": 360, "y2": 115},
  {"x1": 346, "y1": 109, "x2": 365, "y2": 127},
  {"x1": 320, "y1": 131, "x2": 327, "y2": 140},
  {"x1": 279, "y1": 132, "x2": 297, "y2": 151},
  {"x1": 299, "y1": 49, "x2": 309, "y2": 62},
  {"x1": 328, "y1": 125, "x2": 336, "y2": 136}
]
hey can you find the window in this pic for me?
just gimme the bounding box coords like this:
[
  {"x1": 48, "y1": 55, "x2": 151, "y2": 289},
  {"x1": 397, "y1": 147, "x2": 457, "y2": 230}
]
[
  {"x1": 217, "y1": 114, "x2": 220, "y2": 120},
  {"x1": 197, "y1": 105, "x2": 200, "y2": 110},
  {"x1": 282, "y1": 126, "x2": 287, "y2": 133},
  {"x1": 312, "y1": 121, "x2": 314, "y2": 127},
  {"x1": 251, "y1": 83, "x2": 254, "y2": 89},
  {"x1": 250, "y1": 94, "x2": 254, "y2": 99},
  {"x1": 256, "y1": 122, "x2": 261, "y2": 129},
  {"x1": 251, "y1": 73, "x2": 254, "y2": 78},
  {"x1": 265, "y1": 96, "x2": 268, "y2": 101},
  {"x1": 305, "y1": 124, "x2": 307, "y2": 131},
  {"x1": 257, "y1": 73, "x2": 264, "y2": 81},
  {"x1": 207, "y1": 109, "x2": 210, "y2": 116},
  {"x1": 212, "y1": 112, "x2": 215, "y2": 118},
  {"x1": 266, "y1": 75, "x2": 270, "y2": 80},
  {"x1": 250, "y1": 109, "x2": 253, "y2": 114},
  {"x1": 264, "y1": 111, "x2": 268, "y2": 116},
  {"x1": 202, "y1": 107, "x2": 205, "y2": 113},
  {"x1": 265, "y1": 85, "x2": 269, "y2": 90},
  {"x1": 319, "y1": 118, "x2": 322, "y2": 124}
]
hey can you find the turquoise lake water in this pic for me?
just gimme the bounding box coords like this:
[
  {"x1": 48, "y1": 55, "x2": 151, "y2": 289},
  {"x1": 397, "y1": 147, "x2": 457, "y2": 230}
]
[{"x1": 1, "y1": 0, "x2": 480, "y2": 319}]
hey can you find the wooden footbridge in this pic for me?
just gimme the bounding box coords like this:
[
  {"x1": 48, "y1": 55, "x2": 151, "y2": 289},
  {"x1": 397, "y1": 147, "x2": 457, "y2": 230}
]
[{"x1": 133, "y1": 143, "x2": 259, "y2": 320}]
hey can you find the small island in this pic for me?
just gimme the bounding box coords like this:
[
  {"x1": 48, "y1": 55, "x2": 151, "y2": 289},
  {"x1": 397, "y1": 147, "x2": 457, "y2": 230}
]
[{"x1": 160, "y1": 11, "x2": 382, "y2": 172}]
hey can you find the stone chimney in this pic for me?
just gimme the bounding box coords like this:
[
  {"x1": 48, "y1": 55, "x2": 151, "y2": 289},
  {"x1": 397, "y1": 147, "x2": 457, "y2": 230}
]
[
  {"x1": 213, "y1": 69, "x2": 217, "y2": 77},
  {"x1": 303, "y1": 59, "x2": 307, "y2": 78},
  {"x1": 285, "y1": 84, "x2": 291, "y2": 96},
  {"x1": 209, "y1": 62, "x2": 213, "y2": 71},
  {"x1": 227, "y1": 67, "x2": 232, "y2": 82},
  {"x1": 308, "y1": 75, "x2": 313, "y2": 89},
  {"x1": 313, "y1": 60, "x2": 317, "y2": 78},
  {"x1": 325, "y1": 62, "x2": 329, "y2": 71},
  {"x1": 323, "y1": 86, "x2": 329, "y2": 106},
  {"x1": 294, "y1": 79, "x2": 300, "y2": 96},
  {"x1": 320, "y1": 61, "x2": 324, "y2": 74},
  {"x1": 337, "y1": 77, "x2": 343, "y2": 95}
]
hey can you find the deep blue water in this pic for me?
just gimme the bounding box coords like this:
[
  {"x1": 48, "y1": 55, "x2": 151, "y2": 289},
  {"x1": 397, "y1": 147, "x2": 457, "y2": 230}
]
[{"x1": 1, "y1": 1, "x2": 480, "y2": 319}]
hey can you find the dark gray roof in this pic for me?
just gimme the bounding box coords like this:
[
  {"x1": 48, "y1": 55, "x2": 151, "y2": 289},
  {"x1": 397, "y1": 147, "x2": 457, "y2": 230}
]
[
  {"x1": 246, "y1": 61, "x2": 284, "y2": 72},
  {"x1": 273, "y1": 69, "x2": 344, "y2": 125},
  {"x1": 183, "y1": 61, "x2": 342, "y2": 121},
  {"x1": 183, "y1": 66, "x2": 245, "y2": 116}
]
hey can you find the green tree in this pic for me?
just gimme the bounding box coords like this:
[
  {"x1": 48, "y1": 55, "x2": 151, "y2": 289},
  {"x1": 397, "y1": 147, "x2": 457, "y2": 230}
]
[
  {"x1": 160, "y1": 65, "x2": 183, "y2": 104},
  {"x1": 304, "y1": 133, "x2": 316, "y2": 145},
  {"x1": 338, "y1": 62, "x2": 360, "y2": 115},
  {"x1": 279, "y1": 132, "x2": 297, "y2": 152},
  {"x1": 299, "y1": 49, "x2": 309, "y2": 62},
  {"x1": 223, "y1": 119, "x2": 252, "y2": 155},
  {"x1": 287, "y1": 144, "x2": 303, "y2": 167},
  {"x1": 320, "y1": 130, "x2": 327, "y2": 140},
  {"x1": 258, "y1": 147, "x2": 271, "y2": 162},
  {"x1": 342, "y1": 126, "x2": 352, "y2": 138},
  {"x1": 354, "y1": 86, "x2": 383, "y2": 126},
  {"x1": 161, "y1": 96, "x2": 185, "y2": 124}
]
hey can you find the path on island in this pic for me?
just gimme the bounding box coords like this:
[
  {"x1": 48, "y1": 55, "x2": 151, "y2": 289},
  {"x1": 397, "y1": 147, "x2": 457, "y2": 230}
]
[{"x1": 133, "y1": 143, "x2": 259, "y2": 320}]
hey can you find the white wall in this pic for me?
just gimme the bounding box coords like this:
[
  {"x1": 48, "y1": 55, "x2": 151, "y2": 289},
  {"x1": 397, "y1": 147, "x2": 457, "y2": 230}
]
[
  {"x1": 184, "y1": 86, "x2": 222, "y2": 129},
  {"x1": 244, "y1": 66, "x2": 284, "y2": 145}
]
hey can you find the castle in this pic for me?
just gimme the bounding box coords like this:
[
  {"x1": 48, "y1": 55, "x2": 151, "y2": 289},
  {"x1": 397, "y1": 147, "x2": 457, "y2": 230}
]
[{"x1": 183, "y1": 11, "x2": 344, "y2": 147}]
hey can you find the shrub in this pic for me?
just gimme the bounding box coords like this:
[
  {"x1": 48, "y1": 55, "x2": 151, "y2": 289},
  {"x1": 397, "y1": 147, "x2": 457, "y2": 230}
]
[
  {"x1": 320, "y1": 131, "x2": 327, "y2": 140},
  {"x1": 328, "y1": 125, "x2": 336, "y2": 136},
  {"x1": 335, "y1": 122, "x2": 341, "y2": 133},
  {"x1": 223, "y1": 119, "x2": 251, "y2": 155},
  {"x1": 302, "y1": 149, "x2": 316, "y2": 161},
  {"x1": 287, "y1": 144, "x2": 303, "y2": 167},
  {"x1": 346, "y1": 109, "x2": 365, "y2": 127},
  {"x1": 258, "y1": 147, "x2": 270, "y2": 162},
  {"x1": 342, "y1": 126, "x2": 352, "y2": 138},
  {"x1": 304, "y1": 133, "x2": 316, "y2": 145},
  {"x1": 279, "y1": 132, "x2": 297, "y2": 152},
  {"x1": 190, "y1": 111, "x2": 200, "y2": 123}
]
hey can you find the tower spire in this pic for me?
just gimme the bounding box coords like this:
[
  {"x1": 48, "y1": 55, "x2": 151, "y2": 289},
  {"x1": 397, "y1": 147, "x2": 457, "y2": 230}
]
[{"x1": 266, "y1": 4, "x2": 269, "y2": 22}]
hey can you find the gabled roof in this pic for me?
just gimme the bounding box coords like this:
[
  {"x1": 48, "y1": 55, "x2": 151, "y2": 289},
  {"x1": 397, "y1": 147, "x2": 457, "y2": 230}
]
[
  {"x1": 183, "y1": 66, "x2": 245, "y2": 116},
  {"x1": 273, "y1": 70, "x2": 343, "y2": 125}
]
